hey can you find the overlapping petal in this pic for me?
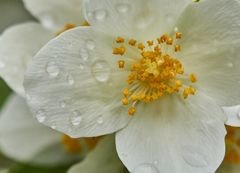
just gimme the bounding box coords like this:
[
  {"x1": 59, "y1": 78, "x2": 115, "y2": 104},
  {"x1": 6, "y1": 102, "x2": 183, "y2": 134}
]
[
  {"x1": 0, "y1": 94, "x2": 79, "y2": 166},
  {"x1": 0, "y1": 22, "x2": 53, "y2": 96},
  {"x1": 24, "y1": 27, "x2": 131, "y2": 138},
  {"x1": 116, "y1": 92, "x2": 226, "y2": 173},
  {"x1": 223, "y1": 106, "x2": 240, "y2": 127},
  {"x1": 176, "y1": 0, "x2": 240, "y2": 106},
  {"x1": 23, "y1": 0, "x2": 84, "y2": 30},
  {"x1": 83, "y1": 0, "x2": 190, "y2": 41},
  {"x1": 68, "y1": 135, "x2": 126, "y2": 173}
]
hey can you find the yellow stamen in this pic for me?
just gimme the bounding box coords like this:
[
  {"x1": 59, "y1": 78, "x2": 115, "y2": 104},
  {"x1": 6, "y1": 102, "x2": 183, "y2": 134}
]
[
  {"x1": 176, "y1": 32, "x2": 182, "y2": 39},
  {"x1": 147, "y1": 40, "x2": 154, "y2": 46},
  {"x1": 113, "y1": 46, "x2": 126, "y2": 56},
  {"x1": 175, "y1": 45, "x2": 181, "y2": 52},
  {"x1": 118, "y1": 60, "x2": 125, "y2": 69},
  {"x1": 129, "y1": 39, "x2": 137, "y2": 46},
  {"x1": 128, "y1": 107, "x2": 136, "y2": 116},
  {"x1": 116, "y1": 37, "x2": 125, "y2": 43},
  {"x1": 189, "y1": 73, "x2": 197, "y2": 83},
  {"x1": 138, "y1": 43, "x2": 145, "y2": 50},
  {"x1": 123, "y1": 88, "x2": 130, "y2": 97},
  {"x1": 122, "y1": 98, "x2": 129, "y2": 105}
]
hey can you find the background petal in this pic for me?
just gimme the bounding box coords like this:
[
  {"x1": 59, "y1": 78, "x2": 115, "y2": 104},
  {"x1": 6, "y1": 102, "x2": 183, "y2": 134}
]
[
  {"x1": 68, "y1": 135, "x2": 126, "y2": 173},
  {"x1": 0, "y1": 94, "x2": 80, "y2": 166},
  {"x1": 116, "y1": 92, "x2": 226, "y2": 173},
  {"x1": 223, "y1": 106, "x2": 240, "y2": 127},
  {"x1": 24, "y1": 27, "x2": 131, "y2": 138},
  {"x1": 23, "y1": 0, "x2": 84, "y2": 30},
  {"x1": 0, "y1": 22, "x2": 53, "y2": 96}
]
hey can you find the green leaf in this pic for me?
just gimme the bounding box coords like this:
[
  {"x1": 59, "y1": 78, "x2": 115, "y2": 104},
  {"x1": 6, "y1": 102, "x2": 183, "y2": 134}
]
[{"x1": 0, "y1": 79, "x2": 11, "y2": 108}]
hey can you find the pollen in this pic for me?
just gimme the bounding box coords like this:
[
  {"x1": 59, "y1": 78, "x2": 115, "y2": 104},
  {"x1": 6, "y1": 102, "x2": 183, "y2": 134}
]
[
  {"x1": 112, "y1": 31, "x2": 198, "y2": 116},
  {"x1": 113, "y1": 46, "x2": 126, "y2": 56}
]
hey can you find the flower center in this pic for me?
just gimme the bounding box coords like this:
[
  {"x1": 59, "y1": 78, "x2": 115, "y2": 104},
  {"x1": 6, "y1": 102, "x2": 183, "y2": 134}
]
[{"x1": 113, "y1": 32, "x2": 197, "y2": 116}]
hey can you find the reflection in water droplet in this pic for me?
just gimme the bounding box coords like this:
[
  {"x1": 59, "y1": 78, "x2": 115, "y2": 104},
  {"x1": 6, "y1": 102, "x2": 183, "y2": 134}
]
[
  {"x1": 91, "y1": 60, "x2": 111, "y2": 82},
  {"x1": 97, "y1": 116, "x2": 103, "y2": 124},
  {"x1": 79, "y1": 48, "x2": 89, "y2": 61},
  {"x1": 71, "y1": 111, "x2": 83, "y2": 126},
  {"x1": 67, "y1": 74, "x2": 74, "y2": 85},
  {"x1": 94, "y1": 9, "x2": 107, "y2": 21},
  {"x1": 116, "y1": 3, "x2": 130, "y2": 13},
  {"x1": 86, "y1": 39, "x2": 96, "y2": 50},
  {"x1": 36, "y1": 109, "x2": 46, "y2": 123},
  {"x1": 46, "y1": 61, "x2": 60, "y2": 77},
  {"x1": 60, "y1": 101, "x2": 66, "y2": 108},
  {"x1": 0, "y1": 61, "x2": 5, "y2": 68},
  {"x1": 133, "y1": 164, "x2": 159, "y2": 173}
]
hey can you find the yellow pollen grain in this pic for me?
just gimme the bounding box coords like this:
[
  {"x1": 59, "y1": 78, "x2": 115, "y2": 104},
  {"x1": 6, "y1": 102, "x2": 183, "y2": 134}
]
[
  {"x1": 175, "y1": 45, "x2": 181, "y2": 52},
  {"x1": 129, "y1": 39, "x2": 137, "y2": 46},
  {"x1": 128, "y1": 107, "x2": 136, "y2": 116},
  {"x1": 176, "y1": 32, "x2": 182, "y2": 39},
  {"x1": 113, "y1": 46, "x2": 126, "y2": 56},
  {"x1": 138, "y1": 43, "x2": 145, "y2": 50},
  {"x1": 118, "y1": 60, "x2": 125, "y2": 69},
  {"x1": 189, "y1": 73, "x2": 197, "y2": 83},
  {"x1": 122, "y1": 98, "x2": 129, "y2": 105},
  {"x1": 116, "y1": 37, "x2": 125, "y2": 43}
]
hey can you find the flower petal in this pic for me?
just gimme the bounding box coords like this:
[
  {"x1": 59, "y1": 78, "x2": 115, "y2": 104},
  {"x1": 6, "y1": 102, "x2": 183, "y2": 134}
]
[
  {"x1": 0, "y1": 94, "x2": 78, "y2": 166},
  {"x1": 83, "y1": 0, "x2": 190, "y2": 41},
  {"x1": 223, "y1": 106, "x2": 240, "y2": 127},
  {"x1": 68, "y1": 135, "x2": 126, "y2": 173},
  {"x1": 176, "y1": 0, "x2": 240, "y2": 106},
  {"x1": 0, "y1": 22, "x2": 53, "y2": 96},
  {"x1": 116, "y1": 92, "x2": 226, "y2": 173},
  {"x1": 24, "y1": 27, "x2": 131, "y2": 138},
  {"x1": 23, "y1": 0, "x2": 84, "y2": 30}
]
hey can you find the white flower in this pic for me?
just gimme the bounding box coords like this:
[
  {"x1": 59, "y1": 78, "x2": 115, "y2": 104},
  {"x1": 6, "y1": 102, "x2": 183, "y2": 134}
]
[
  {"x1": 0, "y1": 94, "x2": 84, "y2": 166},
  {"x1": 0, "y1": 0, "x2": 84, "y2": 96},
  {"x1": 24, "y1": 0, "x2": 240, "y2": 172}
]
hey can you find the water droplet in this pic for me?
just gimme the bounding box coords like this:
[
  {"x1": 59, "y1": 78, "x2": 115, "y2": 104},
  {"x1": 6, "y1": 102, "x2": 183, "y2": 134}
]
[
  {"x1": 91, "y1": 60, "x2": 111, "y2": 82},
  {"x1": 85, "y1": 39, "x2": 96, "y2": 50},
  {"x1": 97, "y1": 116, "x2": 103, "y2": 124},
  {"x1": 51, "y1": 124, "x2": 56, "y2": 129},
  {"x1": 116, "y1": 3, "x2": 130, "y2": 13},
  {"x1": 70, "y1": 111, "x2": 83, "y2": 126},
  {"x1": 136, "y1": 15, "x2": 154, "y2": 29},
  {"x1": 36, "y1": 109, "x2": 46, "y2": 123},
  {"x1": 133, "y1": 164, "x2": 159, "y2": 173},
  {"x1": 227, "y1": 62, "x2": 233, "y2": 68},
  {"x1": 174, "y1": 27, "x2": 179, "y2": 32},
  {"x1": 153, "y1": 160, "x2": 158, "y2": 165},
  {"x1": 79, "y1": 63, "x2": 85, "y2": 70},
  {"x1": 0, "y1": 61, "x2": 5, "y2": 68},
  {"x1": 60, "y1": 101, "x2": 66, "y2": 108},
  {"x1": 41, "y1": 14, "x2": 55, "y2": 29},
  {"x1": 67, "y1": 74, "x2": 74, "y2": 85},
  {"x1": 46, "y1": 61, "x2": 60, "y2": 77},
  {"x1": 94, "y1": 9, "x2": 107, "y2": 21},
  {"x1": 79, "y1": 48, "x2": 89, "y2": 61}
]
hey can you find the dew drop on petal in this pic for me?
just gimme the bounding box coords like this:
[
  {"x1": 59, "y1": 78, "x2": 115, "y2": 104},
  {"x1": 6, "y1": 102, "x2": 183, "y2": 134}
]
[
  {"x1": 41, "y1": 14, "x2": 55, "y2": 29},
  {"x1": 91, "y1": 60, "x2": 111, "y2": 82},
  {"x1": 79, "y1": 48, "x2": 89, "y2": 61},
  {"x1": 133, "y1": 164, "x2": 159, "y2": 173},
  {"x1": 0, "y1": 61, "x2": 5, "y2": 68},
  {"x1": 67, "y1": 74, "x2": 75, "y2": 85},
  {"x1": 116, "y1": 3, "x2": 130, "y2": 13},
  {"x1": 46, "y1": 61, "x2": 60, "y2": 77},
  {"x1": 51, "y1": 124, "x2": 56, "y2": 129},
  {"x1": 59, "y1": 101, "x2": 66, "y2": 108},
  {"x1": 71, "y1": 110, "x2": 83, "y2": 126},
  {"x1": 36, "y1": 109, "x2": 46, "y2": 123},
  {"x1": 97, "y1": 116, "x2": 104, "y2": 124},
  {"x1": 94, "y1": 9, "x2": 107, "y2": 21},
  {"x1": 85, "y1": 39, "x2": 96, "y2": 50}
]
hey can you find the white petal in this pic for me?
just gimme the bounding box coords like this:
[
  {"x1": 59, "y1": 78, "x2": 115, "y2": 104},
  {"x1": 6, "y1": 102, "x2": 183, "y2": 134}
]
[
  {"x1": 68, "y1": 135, "x2": 126, "y2": 173},
  {"x1": 116, "y1": 92, "x2": 226, "y2": 173},
  {"x1": 83, "y1": 0, "x2": 190, "y2": 41},
  {"x1": 23, "y1": 0, "x2": 84, "y2": 30},
  {"x1": 24, "y1": 27, "x2": 131, "y2": 138},
  {"x1": 176, "y1": 0, "x2": 240, "y2": 106},
  {"x1": 217, "y1": 164, "x2": 240, "y2": 173},
  {"x1": 0, "y1": 22, "x2": 53, "y2": 96},
  {"x1": 0, "y1": 94, "x2": 79, "y2": 166},
  {"x1": 223, "y1": 106, "x2": 240, "y2": 127}
]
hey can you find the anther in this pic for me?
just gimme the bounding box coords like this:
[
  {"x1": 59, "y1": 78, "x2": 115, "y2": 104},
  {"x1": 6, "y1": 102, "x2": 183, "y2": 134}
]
[
  {"x1": 116, "y1": 37, "x2": 125, "y2": 43},
  {"x1": 138, "y1": 43, "x2": 145, "y2": 50},
  {"x1": 167, "y1": 38, "x2": 173, "y2": 45},
  {"x1": 118, "y1": 60, "x2": 125, "y2": 69},
  {"x1": 129, "y1": 39, "x2": 137, "y2": 46},
  {"x1": 175, "y1": 45, "x2": 181, "y2": 52},
  {"x1": 128, "y1": 107, "x2": 136, "y2": 116},
  {"x1": 122, "y1": 98, "x2": 129, "y2": 105},
  {"x1": 123, "y1": 88, "x2": 130, "y2": 97},
  {"x1": 176, "y1": 32, "x2": 182, "y2": 39},
  {"x1": 189, "y1": 73, "x2": 197, "y2": 83},
  {"x1": 147, "y1": 40, "x2": 154, "y2": 46},
  {"x1": 113, "y1": 46, "x2": 126, "y2": 56}
]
